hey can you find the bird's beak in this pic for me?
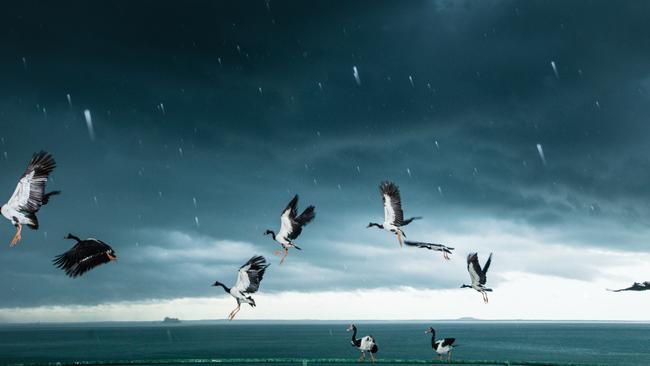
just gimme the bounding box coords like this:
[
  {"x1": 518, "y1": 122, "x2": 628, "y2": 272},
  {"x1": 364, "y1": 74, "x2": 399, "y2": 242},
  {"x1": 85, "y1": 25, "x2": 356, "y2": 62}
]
[{"x1": 107, "y1": 253, "x2": 118, "y2": 261}]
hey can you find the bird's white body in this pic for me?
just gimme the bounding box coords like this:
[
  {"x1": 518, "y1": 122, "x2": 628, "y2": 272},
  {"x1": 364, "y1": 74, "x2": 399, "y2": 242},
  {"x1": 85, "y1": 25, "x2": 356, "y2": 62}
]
[
  {"x1": 0, "y1": 205, "x2": 32, "y2": 226},
  {"x1": 359, "y1": 336, "x2": 376, "y2": 352},
  {"x1": 435, "y1": 342, "x2": 452, "y2": 356}
]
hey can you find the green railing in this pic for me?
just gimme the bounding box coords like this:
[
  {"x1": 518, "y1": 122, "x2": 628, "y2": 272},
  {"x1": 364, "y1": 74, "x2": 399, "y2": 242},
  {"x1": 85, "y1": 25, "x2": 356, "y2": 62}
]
[{"x1": 4, "y1": 358, "x2": 608, "y2": 366}]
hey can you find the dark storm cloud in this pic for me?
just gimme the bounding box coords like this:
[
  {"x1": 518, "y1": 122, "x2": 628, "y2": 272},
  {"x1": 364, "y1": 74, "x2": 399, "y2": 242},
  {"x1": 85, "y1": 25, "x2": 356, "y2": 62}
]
[{"x1": 1, "y1": 0, "x2": 650, "y2": 307}]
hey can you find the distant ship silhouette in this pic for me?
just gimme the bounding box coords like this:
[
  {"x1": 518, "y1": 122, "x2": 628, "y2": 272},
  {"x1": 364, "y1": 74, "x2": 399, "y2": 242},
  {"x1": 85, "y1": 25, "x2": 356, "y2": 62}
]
[{"x1": 162, "y1": 317, "x2": 181, "y2": 323}]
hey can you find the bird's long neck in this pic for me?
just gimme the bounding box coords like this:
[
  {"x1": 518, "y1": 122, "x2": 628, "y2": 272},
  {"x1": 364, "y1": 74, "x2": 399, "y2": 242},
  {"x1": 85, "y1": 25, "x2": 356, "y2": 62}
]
[
  {"x1": 369, "y1": 223, "x2": 383, "y2": 229},
  {"x1": 66, "y1": 234, "x2": 82, "y2": 243},
  {"x1": 267, "y1": 230, "x2": 276, "y2": 241},
  {"x1": 214, "y1": 283, "x2": 231, "y2": 293},
  {"x1": 461, "y1": 284, "x2": 471, "y2": 288},
  {"x1": 351, "y1": 326, "x2": 358, "y2": 343},
  {"x1": 430, "y1": 331, "x2": 436, "y2": 347}
]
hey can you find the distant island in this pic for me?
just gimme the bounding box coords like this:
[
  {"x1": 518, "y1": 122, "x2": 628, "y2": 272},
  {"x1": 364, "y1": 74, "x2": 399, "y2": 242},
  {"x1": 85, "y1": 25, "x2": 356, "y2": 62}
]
[{"x1": 162, "y1": 317, "x2": 181, "y2": 323}]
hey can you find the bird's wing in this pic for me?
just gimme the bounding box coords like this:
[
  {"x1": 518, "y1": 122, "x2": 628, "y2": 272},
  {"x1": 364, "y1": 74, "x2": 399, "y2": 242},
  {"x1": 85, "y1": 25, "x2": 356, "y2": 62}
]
[
  {"x1": 278, "y1": 196, "x2": 298, "y2": 240},
  {"x1": 404, "y1": 241, "x2": 453, "y2": 252},
  {"x1": 380, "y1": 181, "x2": 404, "y2": 225},
  {"x1": 52, "y1": 239, "x2": 114, "y2": 278},
  {"x1": 481, "y1": 253, "x2": 493, "y2": 281},
  {"x1": 288, "y1": 205, "x2": 315, "y2": 240},
  {"x1": 467, "y1": 253, "x2": 482, "y2": 285},
  {"x1": 235, "y1": 255, "x2": 269, "y2": 294},
  {"x1": 6, "y1": 151, "x2": 56, "y2": 214},
  {"x1": 441, "y1": 338, "x2": 456, "y2": 347}
]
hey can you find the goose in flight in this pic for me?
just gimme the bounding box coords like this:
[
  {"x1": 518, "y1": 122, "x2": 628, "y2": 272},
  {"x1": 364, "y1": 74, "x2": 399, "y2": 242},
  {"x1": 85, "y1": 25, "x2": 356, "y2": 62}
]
[
  {"x1": 607, "y1": 281, "x2": 650, "y2": 292},
  {"x1": 404, "y1": 240, "x2": 454, "y2": 260},
  {"x1": 1, "y1": 151, "x2": 60, "y2": 246},
  {"x1": 53, "y1": 234, "x2": 117, "y2": 278},
  {"x1": 367, "y1": 181, "x2": 420, "y2": 247},
  {"x1": 461, "y1": 252, "x2": 493, "y2": 303},
  {"x1": 264, "y1": 195, "x2": 315, "y2": 265},
  {"x1": 212, "y1": 255, "x2": 270, "y2": 320}
]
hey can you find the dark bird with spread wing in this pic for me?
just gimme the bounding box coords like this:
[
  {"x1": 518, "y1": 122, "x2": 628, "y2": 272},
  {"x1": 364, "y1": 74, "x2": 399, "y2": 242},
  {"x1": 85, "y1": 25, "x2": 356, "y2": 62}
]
[
  {"x1": 53, "y1": 234, "x2": 117, "y2": 278},
  {"x1": 607, "y1": 281, "x2": 650, "y2": 292}
]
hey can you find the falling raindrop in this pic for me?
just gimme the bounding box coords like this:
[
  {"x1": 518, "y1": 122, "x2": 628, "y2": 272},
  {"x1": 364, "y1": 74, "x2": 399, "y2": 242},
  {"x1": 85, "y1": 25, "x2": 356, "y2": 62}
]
[
  {"x1": 3, "y1": 152, "x2": 7, "y2": 160},
  {"x1": 406, "y1": 168, "x2": 412, "y2": 178},
  {"x1": 194, "y1": 216, "x2": 200, "y2": 228},
  {"x1": 434, "y1": 140, "x2": 440, "y2": 150},
  {"x1": 595, "y1": 100, "x2": 600, "y2": 108},
  {"x1": 337, "y1": 184, "x2": 342, "y2": 190},
  {"x1": 550, "y1": 61, "x2": 559, "y2": 79},
  {"x1": 84, "y1": 109, "x2": 95, "y2": 141},
  {"x1": 193, "y1": 197, "x2": 197, "y2": 208},
  {"x1": 66, "y1": 94, "x2": 72, "y2": 107},
  {"x1": 408, "y1": 75, "x2": 414, "y2": 87},
  {"x1": 21, "y1": 57, "x2": 27, "y2": 70},
  {"x1": 536, "y1": 143, "x2": 547, "y2": 166},
  {"x1": 353, "y1": 66, "x2": 361, "y2": 85},
  {"x1": 318, "y1": 82, "x2": 323, "y2": 91},
  {"x1": 437, "y1": 186, "x2": 443, "y2": 196},
  {"x1": 93, "y1": 196, "x2": 98, "y2": 206},
  {"x1": 217, "y1": 57, "x2": 222, "y2": 67},
  {"x1": 159, "y1": 103, "x2": 166, "y2": 115},
  {"x1": 313, "y1": 178, "x2": 318, "y2": 185},
  {"x1": 258, "y1": 87, "x2": 263, "y2": 95},
  {"x1": 356, "y1": 165, "x2": 361, "y2": 173},
  {"x1": 178, "y1": 147, "x2": 183, "y2": 157}
]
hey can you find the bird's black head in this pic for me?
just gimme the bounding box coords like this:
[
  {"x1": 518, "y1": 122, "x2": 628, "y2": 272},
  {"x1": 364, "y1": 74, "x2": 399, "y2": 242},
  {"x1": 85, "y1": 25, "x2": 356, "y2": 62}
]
[
  {"x1": 346, "y1": 323, "x2": 356, "y2": 332},
  {"x1": 108, "y1": 250, "x2": 118, "y2": 261},
  {"x1": 367, "y1": 223, "x2": 383, "y2": 229},
  {"x1": 65, "y1": 233, "x2": 74, "y2": 239},
  {"x1": 460, "y1": 284, "x2": 471, "y2": 288},
  {"x1": 425, "y1": 327, "x2": 434, "y2": 334},
  {"x1": 263, "y1": 230, "x2": 274, "y2": 236}
]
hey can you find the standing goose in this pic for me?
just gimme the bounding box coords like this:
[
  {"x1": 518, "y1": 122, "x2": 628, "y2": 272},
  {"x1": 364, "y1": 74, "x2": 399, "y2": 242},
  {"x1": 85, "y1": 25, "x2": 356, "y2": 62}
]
[
  {"x1": 53, "y1": 234, "x2": 117, "y2": 278},
  {"x1": 404, "y1": 240, "x2": 454, "y2": 260},
  {"x1": 264, "y1": 194, "x2": 315, "y2": 265},
  {"x1": 367, "y1": 181, "x2": 420, "y2": 247},
  {"x1": 425, "y1": 327, "x2": 456, "y2": 361},
  {"x1": 461, "y1": 252, "x2": 493, "y2": 303},
  {"x1": 212, "y1": 255, "x2": 270, "y2": 320},
  {"x1": 347, "y1": 323, "x2": 378, "y2": 363},
  {"x1": 1, "y1": 151, "x2": 60, "y2": 246}
]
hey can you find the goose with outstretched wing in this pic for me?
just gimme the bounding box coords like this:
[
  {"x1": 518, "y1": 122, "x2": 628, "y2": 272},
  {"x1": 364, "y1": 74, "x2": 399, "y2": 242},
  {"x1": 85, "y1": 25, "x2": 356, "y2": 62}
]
[
  {"x1": 53, "y1": 234, "x2": 117, "y2": 278},
  {"x1": 461, "y1": 252, "x2": 493, "y2": 303},
  {"x1": 367, "y1": 181, "x2": 420, "y2": 247},
  {"x1": 1, "y1": 151, "x2": 60, "y2": 246},
  {"x1": 264, "y1": 195, "x2": 315, "y2": 265},
  {"x1": 404, "y1": 240, "x2": 454, "y2": 260},
  {"x1": 212, "y1": 255, "x2": 270, "y2": 320}
]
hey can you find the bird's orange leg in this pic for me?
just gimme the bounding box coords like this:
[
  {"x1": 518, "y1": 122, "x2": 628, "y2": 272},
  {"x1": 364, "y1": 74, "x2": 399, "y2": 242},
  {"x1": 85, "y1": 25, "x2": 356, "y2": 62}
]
[
  {"x1": 228, "y1": 304, "x2": 241, "y2": 321},
  {"x1": 279, "y1": 248, "x2": 289, "y2": 265},
  {"x1": 396, "y1": 230, "x2": 403, "y2": 247},
  {"x1": 10, "y1": 224, "x2": 22, "y2": 247},
  {"x1": 369, "y1": 352, "x2": 376, "y2": 363}
]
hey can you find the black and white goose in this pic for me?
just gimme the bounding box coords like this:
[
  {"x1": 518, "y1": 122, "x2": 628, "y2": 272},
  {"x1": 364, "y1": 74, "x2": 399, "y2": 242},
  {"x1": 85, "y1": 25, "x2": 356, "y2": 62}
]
[
  {"x1": 425, "y1": 327, "x2": 456, "y2": 361},
  {"x1": 607, "y1": 281, "x2": 650, "y2": 292},
  {"x1": 212, "y1": 255, "x2": 270, "y2": 320},
  {"x1": 367, "y1": 181, "x2": 420, "y2": 247},
  {"x1": 347, "y1": 323, "x2": 378, "y2": 363},
  {"x1": 264, "y1": 195, "x2": 315, "y2": 265},
  {"x1": 1, "y1": 151, "x2": 60, "y2": 246},
  {"x1": 461, "y1": 252, "x2": 493, "y2": 303},
  {"x1": 404, "y1": 241, "x2": 454, "y2": 260},
  {"x1": 53, "y1": 234, "x2": 117, "y2": 278}
]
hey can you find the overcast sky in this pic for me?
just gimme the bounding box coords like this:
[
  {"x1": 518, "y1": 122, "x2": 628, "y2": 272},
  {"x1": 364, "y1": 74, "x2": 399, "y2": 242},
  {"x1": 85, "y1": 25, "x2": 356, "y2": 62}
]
[{"x1": 1, "y1": 0, "x2": 650, "y2": 322}]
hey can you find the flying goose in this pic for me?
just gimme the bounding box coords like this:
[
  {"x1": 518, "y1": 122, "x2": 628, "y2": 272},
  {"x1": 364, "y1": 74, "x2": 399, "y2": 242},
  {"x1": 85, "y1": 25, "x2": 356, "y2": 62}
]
[
  {"x1": 212, "y1": 255, "x2": 270, "y2": 320},
  {"x1": 607, "y1": 281, "x2": 650, "y2": 292},
  {"x1": 461, "y1": 252, "x2": 493, "y2": 303},
  {"x1": 404, "y1": 240, "x2": 454, "y2": 260},
  {"x1": 367, "y1": 181, "x2": 420, "y2": 247},
  {"x1": 1, "y1": 151, "x2": 60, "y2": 246},
  {"x1": 264, "y1": 194, "x2": 315, "y2": 265}
]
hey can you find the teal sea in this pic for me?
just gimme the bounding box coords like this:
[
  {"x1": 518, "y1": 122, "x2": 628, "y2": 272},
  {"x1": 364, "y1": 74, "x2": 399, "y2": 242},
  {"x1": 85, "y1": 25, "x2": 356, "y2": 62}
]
[{"x1": 0, "y1": 322, "x2": 648, "y2": 366}]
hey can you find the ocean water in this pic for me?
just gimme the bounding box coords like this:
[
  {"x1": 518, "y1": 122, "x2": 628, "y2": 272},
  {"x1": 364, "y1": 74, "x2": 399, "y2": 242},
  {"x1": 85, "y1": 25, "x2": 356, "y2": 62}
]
[{"x1": 0, "y1": 321, "x2": 648, "y2": 365}]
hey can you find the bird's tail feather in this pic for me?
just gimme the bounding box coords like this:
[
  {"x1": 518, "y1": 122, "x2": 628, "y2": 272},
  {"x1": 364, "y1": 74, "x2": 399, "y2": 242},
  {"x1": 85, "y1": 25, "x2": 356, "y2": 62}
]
[
  {"x1": 402, "y1": 216, "x2": 422, "y2": 226},
  {"x1": 43, "y1": 190, "x2": 61, "y2": 205}
]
